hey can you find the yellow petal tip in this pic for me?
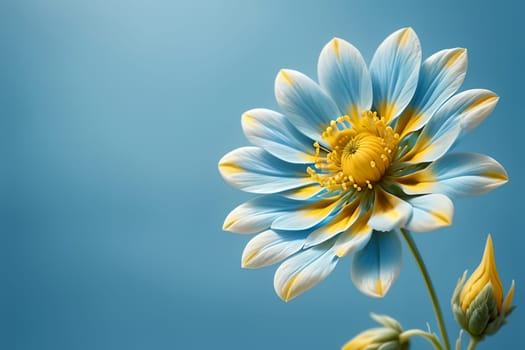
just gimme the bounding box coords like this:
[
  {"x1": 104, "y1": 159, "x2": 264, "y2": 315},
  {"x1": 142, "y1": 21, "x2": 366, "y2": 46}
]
[
  {"x1": 331, "y1": 38, "x2": 341, "y2": 61},
  {"x1": 279, "y1": 69, "x2": 294, "y2": 86},
  {"x1": 375, "y1": 279, "x2": 384, "y2": 297},
  {"x1": 397, "y1": 27, "x2": 414, "y2": 46},
  {"x1": 241, "y1": 112, "x2": 255, "y2": 126},
  {"x1": 483, "y1": 234, "x2": 495, "y2": 263},
  {"x1": 445, "y1": 48, "x2": 467, "y2": 68},
  {"x1": 241, "y1": 249, "x2": 258, "y2": 268},
  {"x1": 222, "y1": 215, "x2": 235, "y2": 231},
  {"x1": 280, "y1": 274, "x2": 300, "y2": 302}
]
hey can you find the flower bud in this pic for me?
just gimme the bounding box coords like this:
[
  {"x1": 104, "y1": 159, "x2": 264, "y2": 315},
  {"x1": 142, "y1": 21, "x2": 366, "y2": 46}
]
[
  {"x1": 342, "y1": 313, "x2": 409, "y2": 350},
  {"x1": 452, "y1": 235, "x2": 515, "y2": 339}
]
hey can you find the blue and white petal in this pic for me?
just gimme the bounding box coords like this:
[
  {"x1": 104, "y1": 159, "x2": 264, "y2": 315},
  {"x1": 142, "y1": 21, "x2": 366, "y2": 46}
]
[
  {"x1": 370, "y1": 27, "x2": 422, "y2": 124},
  {"x1": 351, "y1": 231, "x2": 402, "y2": 298},
  {"x1": 368, "y1": 188, "x2": 412, "y2": 232},
  {"x1": 242, "y1": 108, "x2": 317, "y2": 164},
  {"x1": 274, "y1": 243, "x2": 338, "y2": 301},
  {"x1": 395, "y1": 48, "x2": 467, "y2": 137},
  {"x1": 280, "y1": 184, "x2": 326, "y2": 201},
  {"x1": 271, "y1": 197, "x2": 344, "y2": 231},
  {"x1": 318, "y1": 38, "x2": 372, "y2": 118},
  {"x1": 333, "y1": 211, "x2": 373, "y2": 258},
  {"x1": 403, "y1": 90, "x2": 498, "y2": 163},
  {"x1": 405, "y1": 194, "x2": 454, "y2": 232},
  {"x1": 275, "y1": 69, "x2": 341, "y2": 143},
  {"x1": 223, "y1": 196, "x2": 304, "y2": 234},
  {"x1": 397, "y1": 153, "x2": 508, "y2": 197},
  {"x1": 218, "y1": 147, "x2": 314, "y2": 194},
  {"x1": 242, "y1": 230, "x2": 305, "y2": 268},
  {"x1": 304, "y1": 199, "x2": 362, "y2": 248}
]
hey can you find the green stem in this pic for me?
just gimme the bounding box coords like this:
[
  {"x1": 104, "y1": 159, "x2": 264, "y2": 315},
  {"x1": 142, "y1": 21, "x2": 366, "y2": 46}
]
[
  {"x1": 400, "y1": 329, "x2": 443, "y2": 350},
  {"x1": 400, "y1": 228, "x2": 451, "y2": 350},
  {"x1": 467, "y1": 337, "x2": 478, "y2": 350}
]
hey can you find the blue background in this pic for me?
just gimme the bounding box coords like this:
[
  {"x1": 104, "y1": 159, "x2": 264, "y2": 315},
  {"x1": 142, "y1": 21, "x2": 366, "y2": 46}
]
[{"x1": 3, "y1": 0, "x2": 522, "y2": 349}]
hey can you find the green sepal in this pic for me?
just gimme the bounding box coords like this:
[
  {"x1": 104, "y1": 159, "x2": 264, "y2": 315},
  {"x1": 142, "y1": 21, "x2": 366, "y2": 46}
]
[
  {"x1": 370, "y1": 313, "x2": 403, "y2": 333},
  {"x1": 451, "y1": 271, "x2": 468, "y2": 330},
  {"x1": 466, "y1": 284, "x2": 495, "y2": 336},
  {"x1": 378, "y1": 340, "x2": 401, "y2": 350}
]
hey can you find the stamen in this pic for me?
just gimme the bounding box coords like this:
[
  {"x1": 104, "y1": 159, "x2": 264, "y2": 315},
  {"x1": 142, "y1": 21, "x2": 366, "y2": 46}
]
[{"x1": 308, "y1": 111, "x2": 399, "y2": 192}]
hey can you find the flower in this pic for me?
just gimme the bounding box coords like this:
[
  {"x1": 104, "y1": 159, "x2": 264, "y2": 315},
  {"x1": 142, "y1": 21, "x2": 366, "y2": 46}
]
[
  {"x1": 452, "y1": 235, "x2": 515, "y2": 339},
  {"x1": 219, "y1": 28, "x2": 508, "y2": 301},
  {"x1": 341, "y1": 313, "x2": 408, "y2": 350}
]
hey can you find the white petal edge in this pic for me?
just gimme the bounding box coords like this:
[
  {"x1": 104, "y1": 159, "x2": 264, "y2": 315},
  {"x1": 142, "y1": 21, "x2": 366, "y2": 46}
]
[{"x1": 242, "y1": 230, "x2": 305, "y2": 268}]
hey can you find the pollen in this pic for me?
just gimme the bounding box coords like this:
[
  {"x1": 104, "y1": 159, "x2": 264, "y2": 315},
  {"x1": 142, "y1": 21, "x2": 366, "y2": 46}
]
[{"x1": 308, "y1": 111, "x2": 399, "y2": 192}]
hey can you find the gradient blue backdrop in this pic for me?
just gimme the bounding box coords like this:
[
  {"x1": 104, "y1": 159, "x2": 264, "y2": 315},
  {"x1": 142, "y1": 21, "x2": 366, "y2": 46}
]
[{"x1": 3, "y1": 0, "x2": 522, "y2": 349}]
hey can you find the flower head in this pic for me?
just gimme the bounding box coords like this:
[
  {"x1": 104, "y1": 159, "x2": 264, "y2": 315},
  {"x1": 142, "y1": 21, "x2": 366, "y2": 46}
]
[
  {"x1": 341, "y1": 313, "x2": 408, "y2": 350},
  {"x1": 452, "y1": 235, "x2": 515, "y2": 339},
  {"x1": 219, "y1": 28, "x2": 508, "y2": 301}
]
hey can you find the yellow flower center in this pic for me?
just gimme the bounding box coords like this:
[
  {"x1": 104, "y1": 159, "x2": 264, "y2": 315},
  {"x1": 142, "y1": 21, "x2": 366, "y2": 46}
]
[{"x1": 308, "y1": 111, "x2": 399, "y2": 192}]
